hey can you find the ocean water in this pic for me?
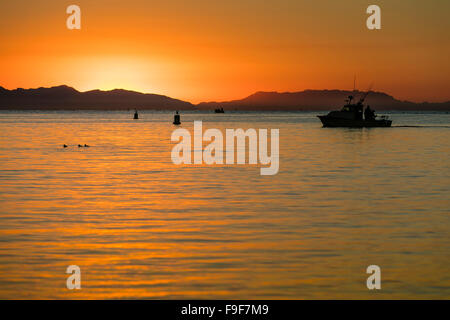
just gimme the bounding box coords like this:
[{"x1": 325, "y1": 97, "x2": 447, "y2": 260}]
[{"x1": 0, "y1": 110, "x2": 449, "y2": 299}]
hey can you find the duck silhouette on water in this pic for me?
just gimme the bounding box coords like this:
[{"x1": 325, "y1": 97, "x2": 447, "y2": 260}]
[{"x1": 63, "y1": 144, "x2": 90, "y2": 148}]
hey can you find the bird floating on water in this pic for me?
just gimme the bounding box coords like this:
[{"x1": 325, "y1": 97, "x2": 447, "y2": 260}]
[{"x1": 65, "y1": 144, "x2": 91, "y2": 148}]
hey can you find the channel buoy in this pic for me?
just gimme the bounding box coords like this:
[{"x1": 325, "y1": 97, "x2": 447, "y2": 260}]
[
  {"x1": 134, "y1": 109, "x2": 139, "y2": 120},
  {"x1": 173, "y1": 111, "x2": 181, "y2": 125}
]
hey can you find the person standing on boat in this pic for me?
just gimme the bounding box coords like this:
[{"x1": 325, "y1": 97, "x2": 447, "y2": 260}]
[{"x1": 365, "y1": 105, "x2": 375, "y2": 121}]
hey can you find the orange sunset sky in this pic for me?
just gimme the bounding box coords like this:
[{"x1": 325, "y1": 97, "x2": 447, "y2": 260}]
[{"x1": 0, "y1": 0, "x2": 449, "y2": 103}]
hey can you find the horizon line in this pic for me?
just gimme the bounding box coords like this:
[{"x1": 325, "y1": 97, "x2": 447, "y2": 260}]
[{"x1": 1, "y1": 84, "x2": 449, "y2": 105}]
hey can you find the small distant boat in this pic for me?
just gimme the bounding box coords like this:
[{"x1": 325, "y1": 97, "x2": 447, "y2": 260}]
[
  {"x1": 134, "y1": 109, "x2": 139, "y2": 119},
  {"x1": 173, "y1": 111, "x2": 181, "y2": 125},
  {"x1": 214, "y1": 107, "x2": 225, "y2": 113},
  {"x1": 318, "y1": 92, "x2": 392, "y2": 128}
]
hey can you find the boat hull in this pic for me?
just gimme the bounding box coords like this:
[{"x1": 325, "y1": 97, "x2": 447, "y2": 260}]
[{"x1": 318, "y1": 116, "x2": 392, "y2": 128}]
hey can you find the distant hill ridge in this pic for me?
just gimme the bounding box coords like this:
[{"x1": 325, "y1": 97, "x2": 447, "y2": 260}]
[
  {"x1": 197, "y1": 90, "x2": 450, "y2": 111},
  {"x1": 0, "y1": 85, "x2": 449, "y2": 111},
  {"x1": 0, "y1": 85, "x2": 194, "y2": 110}
]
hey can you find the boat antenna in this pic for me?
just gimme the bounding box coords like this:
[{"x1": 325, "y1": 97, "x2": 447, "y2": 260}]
[{"x1": 359, "y1": 83, "x2": 374, "y2": 104}]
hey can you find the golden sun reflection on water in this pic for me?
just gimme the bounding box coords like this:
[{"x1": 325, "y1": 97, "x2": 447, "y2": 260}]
[{"x1": 0, "y1": 111, "x2": 449, "y2": 299}]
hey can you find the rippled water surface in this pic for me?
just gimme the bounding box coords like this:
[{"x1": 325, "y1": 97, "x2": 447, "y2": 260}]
[{"x1": 0, "y1": 111, "x2": 449, "y2": 299}]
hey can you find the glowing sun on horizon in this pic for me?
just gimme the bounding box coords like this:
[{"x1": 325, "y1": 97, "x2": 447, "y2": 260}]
[{"x1": 75, "y1": 56, "x2": 159, "y2": 93}]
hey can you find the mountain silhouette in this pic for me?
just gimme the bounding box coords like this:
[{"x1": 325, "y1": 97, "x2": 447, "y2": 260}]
[
  {"x1": 197, "y1": 90, "x2": 450, "y2": 111},
  {"x1": 0, "y1": 85, "x2": 194, "y2": 110},
  {"x1": 1, "y1": 86, "x2": 449, "y2": 111}
]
